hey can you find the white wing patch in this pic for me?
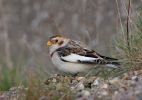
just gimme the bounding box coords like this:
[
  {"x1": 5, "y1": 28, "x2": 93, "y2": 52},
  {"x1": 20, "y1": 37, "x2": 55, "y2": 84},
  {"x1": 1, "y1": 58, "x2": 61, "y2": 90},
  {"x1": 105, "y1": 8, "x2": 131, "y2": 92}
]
[{"x1": 61, "y1": 53, "x2": 101, "y2": 62}]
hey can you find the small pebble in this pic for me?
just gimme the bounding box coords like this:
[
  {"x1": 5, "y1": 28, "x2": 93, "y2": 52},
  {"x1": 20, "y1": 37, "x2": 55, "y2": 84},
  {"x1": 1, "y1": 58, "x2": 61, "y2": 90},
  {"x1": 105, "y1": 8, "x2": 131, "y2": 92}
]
[
  {"x1": 123, "y1": 73, "x2": 130, "y2": 80},
  {"x1": 101, "y1": 90, "x2": 108, "y2": 96},
  {"x1": 52, "y1": 78, "x2": 57, "y2": 83},
  {"x1": 131, "y1": 76, "x2": 138, "y2": 81},
  {"x1": 135, "y1": 90, "x2": 141, "y2": 95},
  {"x1": 77, "y1": 77, "x2": 85, "y2": 81},
  {"x1": 109, "y1": 77, "x2": 119, "y2": 84},
  {"x1": 114, "y1": 91, "x2": 119, "y2": 95},
  {"x1": 76, "y1": 83, "x2": 84, "y2": 91},
  {"x1": 82, "y1": 90, "x2": 90, "y2": 96},
  {"x1": 92, "y1": 78, "x2": 100, "y2": 86},
  {"x1": 102, "y1": 84, "x2": 108, "y2": 89}
]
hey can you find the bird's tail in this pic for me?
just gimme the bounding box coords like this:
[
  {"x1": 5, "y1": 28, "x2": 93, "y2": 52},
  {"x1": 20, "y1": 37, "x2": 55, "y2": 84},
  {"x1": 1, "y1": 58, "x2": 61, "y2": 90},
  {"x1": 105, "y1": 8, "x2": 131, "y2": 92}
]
[
  {"x1": 100, "y1": 55, "x2": 120, "y2": 68},
  {"x1": 105, "y1": 61, "x2": 120, "y2": 68}
]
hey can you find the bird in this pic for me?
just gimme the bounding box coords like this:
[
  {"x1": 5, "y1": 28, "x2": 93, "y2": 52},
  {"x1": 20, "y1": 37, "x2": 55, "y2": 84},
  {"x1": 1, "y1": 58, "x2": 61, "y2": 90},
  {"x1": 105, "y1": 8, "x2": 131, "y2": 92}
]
[{"x1": 47, "y1": 34, "x2": 120, "y2": 75}]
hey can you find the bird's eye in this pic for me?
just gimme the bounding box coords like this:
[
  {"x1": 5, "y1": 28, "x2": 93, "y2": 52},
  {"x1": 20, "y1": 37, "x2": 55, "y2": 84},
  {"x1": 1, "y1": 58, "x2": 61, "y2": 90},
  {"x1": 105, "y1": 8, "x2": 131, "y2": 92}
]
[{"x1": 55, "y1": 39, "x2": 58, "y2": 43}]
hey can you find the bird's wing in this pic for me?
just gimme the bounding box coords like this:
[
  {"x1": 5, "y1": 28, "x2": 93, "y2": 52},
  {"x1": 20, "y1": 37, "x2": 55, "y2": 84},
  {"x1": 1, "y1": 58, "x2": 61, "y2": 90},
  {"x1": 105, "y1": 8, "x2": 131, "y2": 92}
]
[
  {"x1": 61, "y1": 53, "x2": 103, "y2": 63},
  {"x1": 56, "y1": 40, "x2": 108, "y2": 64}
]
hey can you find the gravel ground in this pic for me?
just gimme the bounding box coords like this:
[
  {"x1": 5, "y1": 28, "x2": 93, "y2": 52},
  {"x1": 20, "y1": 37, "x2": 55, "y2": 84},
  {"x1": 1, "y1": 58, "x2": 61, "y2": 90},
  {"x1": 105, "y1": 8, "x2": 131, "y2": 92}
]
[{"x1": 1, "y1": 70, "x2": 142, "y2": 100}]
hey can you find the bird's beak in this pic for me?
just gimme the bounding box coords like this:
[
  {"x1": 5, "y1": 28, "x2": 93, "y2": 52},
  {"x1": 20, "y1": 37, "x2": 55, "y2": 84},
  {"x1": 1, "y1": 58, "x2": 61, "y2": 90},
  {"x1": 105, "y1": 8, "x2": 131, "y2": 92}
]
[{"x1": 47, "y1": 40, "x2": 52, "y2": 46}]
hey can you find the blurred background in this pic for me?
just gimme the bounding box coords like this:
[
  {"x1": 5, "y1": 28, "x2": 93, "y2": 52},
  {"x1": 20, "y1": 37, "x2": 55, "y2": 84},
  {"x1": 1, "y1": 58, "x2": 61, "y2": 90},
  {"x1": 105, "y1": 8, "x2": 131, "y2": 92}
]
[{"x1": 0, "y1": 0, "x2": 141, "y2": 78}]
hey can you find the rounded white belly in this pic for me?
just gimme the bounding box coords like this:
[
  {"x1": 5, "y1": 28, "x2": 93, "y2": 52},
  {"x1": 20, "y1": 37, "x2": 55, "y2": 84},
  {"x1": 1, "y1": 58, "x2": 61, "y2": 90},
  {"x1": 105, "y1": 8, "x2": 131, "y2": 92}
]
[{"x1": 51, "y1": 52, "x2": 94, "y2": 74}]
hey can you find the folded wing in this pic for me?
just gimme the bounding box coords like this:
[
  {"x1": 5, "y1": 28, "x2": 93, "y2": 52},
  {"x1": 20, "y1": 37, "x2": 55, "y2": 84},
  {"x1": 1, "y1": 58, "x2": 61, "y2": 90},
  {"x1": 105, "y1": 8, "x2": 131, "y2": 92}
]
[
  {"x1": 56, "y1": 40, "x2": 120, "y2": 67},
  {"x1": 61, "y1": 53, "x2": 103, "y2": 64}
]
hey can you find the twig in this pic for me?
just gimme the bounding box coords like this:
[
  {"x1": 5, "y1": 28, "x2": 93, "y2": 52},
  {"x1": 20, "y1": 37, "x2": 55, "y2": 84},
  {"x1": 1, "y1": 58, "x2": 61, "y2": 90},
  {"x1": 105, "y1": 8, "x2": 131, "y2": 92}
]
[
  {"x1": 126, "y1": 0, "x2": 131, "y2": 48},
  {"x1": 115, "y1": 0, "x2": 125, "y2": 39}
]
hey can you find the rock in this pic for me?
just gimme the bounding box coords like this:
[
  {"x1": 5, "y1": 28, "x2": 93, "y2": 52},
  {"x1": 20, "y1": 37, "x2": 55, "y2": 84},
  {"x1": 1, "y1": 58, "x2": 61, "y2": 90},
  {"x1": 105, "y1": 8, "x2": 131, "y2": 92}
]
[
  {"x1": 76, "y1": 82, "x2": 84, "y2": 91},
  {"x1": 92, "y1": 78, "x2": 100, "y2": 86},
  {"x1": 82, "y1": 90, "x2": 90, "y2": 97},
  {"x1": 109, "y1": 77, "x2": 119, "y2": 84},
  {"x1": 101, "y1": 84, "x2": 108, "y2": 89},
  {"x1": 122, "y1": 73, "x2": 131, "y2": 80},
  {"x1": 52, "y1": 78, "x2": 57, "y2": 83},
  {"x1": 131, "y1": 76, "x2": 138, "y2": 81},
  {"x1": 101, "y1": 90, "x2": 108, "y2": 96},
  {"x1": 76, "y1": 77, "x2": 85, "y2": 81}
]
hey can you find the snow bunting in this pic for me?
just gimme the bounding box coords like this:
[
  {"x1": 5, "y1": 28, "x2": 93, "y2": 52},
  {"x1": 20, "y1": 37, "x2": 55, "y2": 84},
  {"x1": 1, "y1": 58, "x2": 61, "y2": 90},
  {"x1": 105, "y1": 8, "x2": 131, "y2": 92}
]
[{"x1": 47, "y1": 34, "x2": 120, "y2": 74}]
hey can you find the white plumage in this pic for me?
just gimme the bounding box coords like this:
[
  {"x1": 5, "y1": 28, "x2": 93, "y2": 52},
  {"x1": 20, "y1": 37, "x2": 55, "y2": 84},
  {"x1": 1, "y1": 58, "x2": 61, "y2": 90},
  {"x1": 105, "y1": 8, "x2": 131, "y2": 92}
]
[
  {"x1": 47, "y1": 35, "x2": 120, "y2": 74},
  {"x1": 52, "y1": 52, "x2": 93, "y2": 74},
  {"x1": 61, "y1": 53, "x2": 101, "y2": 63}
]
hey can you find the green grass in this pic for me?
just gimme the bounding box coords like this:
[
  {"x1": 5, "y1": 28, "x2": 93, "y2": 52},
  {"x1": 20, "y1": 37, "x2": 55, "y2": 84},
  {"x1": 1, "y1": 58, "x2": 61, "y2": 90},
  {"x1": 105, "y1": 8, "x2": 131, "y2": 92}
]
[
  {"x1": 85, "y1": 10, "x2": 142, "y2": 79},
  {"x1": 115, "y1": 18, "x2": 142, "y2": 70},
  {"x1": 0, "y1": 67, "x2": 20, "y2": 91},
  {"x1": 0, "y1": 56, "x2": 47, "y2": 91}
]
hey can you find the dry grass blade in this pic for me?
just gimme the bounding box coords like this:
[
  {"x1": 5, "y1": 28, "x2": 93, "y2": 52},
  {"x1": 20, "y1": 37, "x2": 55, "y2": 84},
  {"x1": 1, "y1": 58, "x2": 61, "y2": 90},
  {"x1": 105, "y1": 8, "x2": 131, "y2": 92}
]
[{"x1": 126, "y1": 0, "x2": 131, "y2": 49}]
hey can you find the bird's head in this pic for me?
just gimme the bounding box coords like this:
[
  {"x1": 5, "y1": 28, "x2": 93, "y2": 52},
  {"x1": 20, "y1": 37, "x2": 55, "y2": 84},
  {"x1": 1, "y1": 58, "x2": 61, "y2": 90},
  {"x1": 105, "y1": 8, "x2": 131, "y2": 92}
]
[{"x1": 47, "y1": 34, "x2": 70, "y2": 53}]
